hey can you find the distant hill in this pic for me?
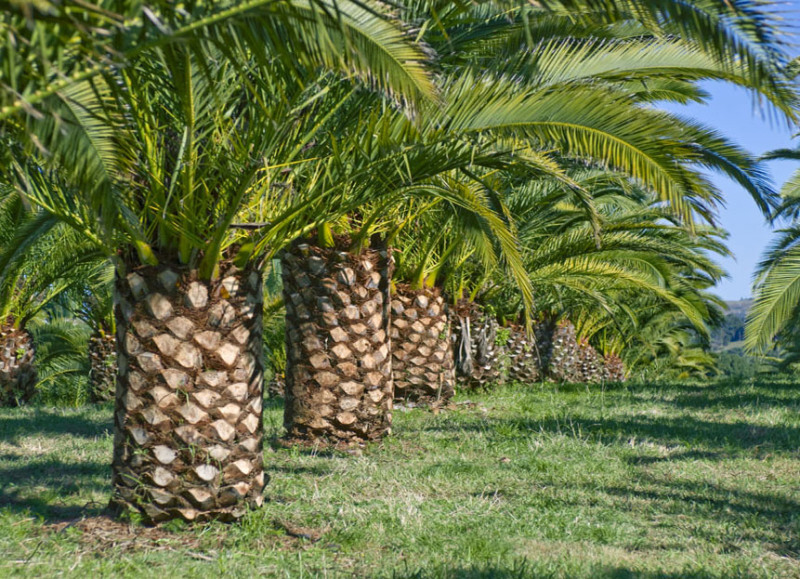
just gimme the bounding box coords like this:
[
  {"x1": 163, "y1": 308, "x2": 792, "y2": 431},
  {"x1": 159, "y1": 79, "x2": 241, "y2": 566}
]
[
  {"x1": 710, "y1": 299, "x2": 753, "y2": 352},
  {"x1": 725, "y1": 299, "x2": 752, "y2": 318}
]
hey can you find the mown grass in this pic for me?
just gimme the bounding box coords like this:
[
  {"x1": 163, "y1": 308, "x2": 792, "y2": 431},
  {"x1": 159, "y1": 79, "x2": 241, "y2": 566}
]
[{"x1": 1, "y1": 378, "x2": 800, "y2": 577}]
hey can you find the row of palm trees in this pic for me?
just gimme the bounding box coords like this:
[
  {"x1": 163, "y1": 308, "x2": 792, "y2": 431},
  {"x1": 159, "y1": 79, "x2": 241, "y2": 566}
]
[{"x1": 1, "y1": 0, "x2": 796, "y2": 523}]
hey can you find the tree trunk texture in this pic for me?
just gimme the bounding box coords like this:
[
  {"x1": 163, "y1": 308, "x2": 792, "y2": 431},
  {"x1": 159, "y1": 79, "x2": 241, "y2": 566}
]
[
  {"x1": 576, "y1": 339, "x2": 604, "y2": 383},
  {"x1": 281, "y1": 241, "x2": 393, "y2": 445},
  {"x1": 0, "y1": 321, "x2": 36, "y2": 407},
  {"x1": 453, "y1": 302, "x2": 506, "y2": 389},
  {"x1": 110, "y1": 262, "x2": 266, "y2": 523},
  {"x1": 267, "y1": 373, "x2": 285, "y2": 398},
  {"x1": 603, "y1": 353, "x2": 626, "y2": 382},
  {"x1": 506, "y1": 325, "x2": 541, "y2": 384},
  {"x1": 89, "y1": 331, "x2": 118, "y2": 403},
  {"x1": 391, "y1": 285, "x2": 455, "y2": 405},
  {"x1": 543, "y1": 320, "x2": 581, "y2": 383}
]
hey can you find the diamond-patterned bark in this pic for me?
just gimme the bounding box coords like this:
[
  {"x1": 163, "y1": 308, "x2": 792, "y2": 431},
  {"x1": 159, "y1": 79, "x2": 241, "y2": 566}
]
[
  {"x1": 453, "y1": 302, "x2": 506, "y2": 390},
  {"x1": 506, "y1": 326, "x2": 541, "y2": 384},
  {"x1": 576, "y1": 339, "x2": 604, "y2": 383},
  {"x1": 89, "y1": 331, "x2": 117, "y2": 403},
  {"x1": 267, "y1": 373, "x2": 285, "y2": 398},
  {"x1": 111, "y1": 263, "x2": 266, "y2": 523},
  {"x1": 603, "y1": 353, "x2": 626, "y2": 382},
  {"x1": 543, "y1": 320, "x2": 581, "y2": 383},
  {"x1": 391, "y1": 285, "x2": 454, "y2": 405},
  {"x1": 281, "y1": 241, "x2": 393, "y2": 444},
  {"x1": 0, "y1": 321, "x2": 36, "y2": 407}
]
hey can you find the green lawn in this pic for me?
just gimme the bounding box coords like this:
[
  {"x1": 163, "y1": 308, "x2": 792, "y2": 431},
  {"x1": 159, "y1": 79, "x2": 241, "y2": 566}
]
[{"x1": 1, "y1": 379, "x2": 800, "y2": 578}]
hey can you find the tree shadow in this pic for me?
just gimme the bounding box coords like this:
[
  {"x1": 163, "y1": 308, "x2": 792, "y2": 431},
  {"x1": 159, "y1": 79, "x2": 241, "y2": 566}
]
[
  {"x1": 625, "y1": 449, "x2": 722, "y2": 465},
  {"x1": 532, "y1": 380, "x2": 632, "y2": 394},
  {"x1": 598, "y1": 473, "x2": 800, "y2": 556},
  {"x1": 392, "y1": 559, "x2": 535, "y2": 579},
  {"x1": 420, "y1": 413, "x2": 800, "y2": 454},
  {"x1": 668, "y1": 390, "x2": 800, "y2": 411},
  {"x1": 265, "y1": 462, "x2": 334, "y2": 476},
  {"x1": 0, "y1": 408, "x2": 113, "y2": 443},
  {"x1": 0, "y1": 407, "x2": 112, "y2": 523},
  {"x1": 393, "y1": 561, "x2": 731, "y2": 578},
  {"x1": 0, "y1": 456, "x2": 109, "y2": 523},
  {"x1": 532, "y1": 414, "x2": 800, "y2": 452},
  {"x1": 263, "y1": 396, "x2": 284, "y2": 411}
]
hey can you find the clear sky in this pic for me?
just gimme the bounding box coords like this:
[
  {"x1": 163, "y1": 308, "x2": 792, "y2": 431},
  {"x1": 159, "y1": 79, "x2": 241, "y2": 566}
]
[
  {"x1": 665, "y1": 85, "x2": 797, "y2": 301},
  {"x1": 664, "y1": 4, "x2": 799, "y2": 301}
]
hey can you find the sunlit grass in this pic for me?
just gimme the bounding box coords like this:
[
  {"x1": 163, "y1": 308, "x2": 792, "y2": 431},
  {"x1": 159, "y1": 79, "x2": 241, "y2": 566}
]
[{"x1": 1, "y1": 378, "x2": 799, "y2": 577}]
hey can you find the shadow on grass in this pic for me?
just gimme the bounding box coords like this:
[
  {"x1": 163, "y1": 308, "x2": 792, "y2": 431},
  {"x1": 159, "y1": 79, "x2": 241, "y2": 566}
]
[
  {"x1": 392, "y1": 559, "x2": 534, "y2": 579},
  {"x1": 668, "y1": 390, "x2": 800, "y2": 411},
  {"x1": 420, "y1": 410, "x2": 800, "y2": 454},
  {"x1": 534, "y1": 414, "x2": 800, "y2": 452},
  {"x1": 266, "y1": 462, "x2": 334, "y2": 476},
  {"x1": 0, "y1": 408, "x2": 113, "y2": 443},
  {"x1": 626, "y1": 449, "x2": 723, "y2": 465},
  {"x1": 0, "y1": 407, "x2": 112, "y2": 523},
  {"x1": 599, "y1": 473, "x2": 800, "y2": 556},
  {"x1": 393, "y1": 561, "x2": 732, "y2": 578},
  {"x1": 263, "y1": 396, "x2": 285, "y2": 411},
  {"x1": 0, "y1": 457, "x2": 109, "y2": 523}
]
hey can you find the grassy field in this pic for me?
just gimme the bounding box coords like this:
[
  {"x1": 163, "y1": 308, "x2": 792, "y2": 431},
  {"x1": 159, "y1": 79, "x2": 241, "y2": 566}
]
[{"x1": 1, "y1": 379, "x2": 800, "y2": 578}]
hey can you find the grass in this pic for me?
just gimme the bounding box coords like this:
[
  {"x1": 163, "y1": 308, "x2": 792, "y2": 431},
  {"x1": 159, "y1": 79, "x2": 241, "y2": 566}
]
[{"x1": 1, "y1": 378, "x2": 800, "y2": 577}]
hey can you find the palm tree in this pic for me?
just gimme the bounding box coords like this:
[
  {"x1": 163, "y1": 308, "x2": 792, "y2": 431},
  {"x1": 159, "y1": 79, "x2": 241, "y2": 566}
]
[
  {"x1": 27, "y1": 312, "x2": 93, "y2": 406},
  {"x1": 1, "y1": 1, "x2": 435, "y2": 522},
  {"x1": 406, "y1": 0, "x2": 795, "y2": 389},
  {"x1": 273, "y1": 137, "x2": 536, "y2": 442},
  {"x1": 472, "y1": 165, "x2": 732, "y2": 382},
  {"x1": 50, "y1": 261, "x2": 118, "y2": 402},
  {"x1": 0, "y1": 187, "x2": 105, "y2": 404},
  {"x1": 0, "y1": 188, "x2": 37, "y2": 405},
  {"x1": 262, "y1": 261, "x2": 287, "y2": 399},
  {"x1": 745, "y1": 59, "x2": 800, "y2": 355},
  {"x1": 273, "y1": 0, "x2": 800, "y2": 437},
  {"x1": 85, "y1": 283, "x2": 117, "y2": 403},
  {"x1": 389, "y1": 196, "x2": 514, "y2": 403}
]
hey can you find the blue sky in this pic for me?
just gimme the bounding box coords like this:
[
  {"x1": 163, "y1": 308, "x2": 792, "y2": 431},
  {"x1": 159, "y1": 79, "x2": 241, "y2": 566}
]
[
  {"x1": 666, "y1": 84, "x2": 797, "y2": 301},
  {"x1": 664, "y1": 3, "x2": 800, "y2": 301}
]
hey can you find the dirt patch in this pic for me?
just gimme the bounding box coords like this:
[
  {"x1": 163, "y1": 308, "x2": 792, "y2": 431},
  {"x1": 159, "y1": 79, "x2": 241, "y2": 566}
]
[
  {"x1": 274, "y1": 519, "x2": 329, "y2": 542},
  {"x1": 45, "y1": 516, "x2": 203, "y2": 554}
]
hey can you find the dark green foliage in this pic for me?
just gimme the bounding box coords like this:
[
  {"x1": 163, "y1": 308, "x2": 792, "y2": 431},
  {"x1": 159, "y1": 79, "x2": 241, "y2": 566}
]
[
  {"x1": 28, "y1": 318, "x2": 91, "y2": 407},
  {"x1": 263, "y1": 261, "x2": 286, "y2": 397},
  {"x1": 711, "y1": 312, "x2": 747, "y2": 350},
  {"x1": 713, "y1": 349, "x2": 762, "y2": 380}
]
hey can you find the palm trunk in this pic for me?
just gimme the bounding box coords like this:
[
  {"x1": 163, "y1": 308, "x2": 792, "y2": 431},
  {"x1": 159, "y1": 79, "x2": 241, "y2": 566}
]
[
  {"x1": 89, "y1": 330, "x2": 117, "y2": 403},
  {"x1": 544, "y1": 320, "x2": 581, "y2": 383},
  {"x1": 0, "y1": 320, "x2": 37, "y2": 407},
  {"x1": 453, "y1": 302, "x2": 506, "y2": 389},
  {"x1": 576, "y1": 338, "x2": 603, "y2": 383},
  {"x1": 267, "y1": 373, "x2": 285, "y2": 398},
  {"x1": 391, "y1": 285, "x2": 454, "y2": 405},
  {"x1": 603, "y1": 353, "x2": 626, "y2": 382},
  {"x1": 281, "y1": 240, "x2": 393, "y2": 444},
  {"x1": 110, "y1": 262, "x2": 266, "y2": 523},
  {"x1": 506, "y1": 325, "x2": 541, "y2": 385}
]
